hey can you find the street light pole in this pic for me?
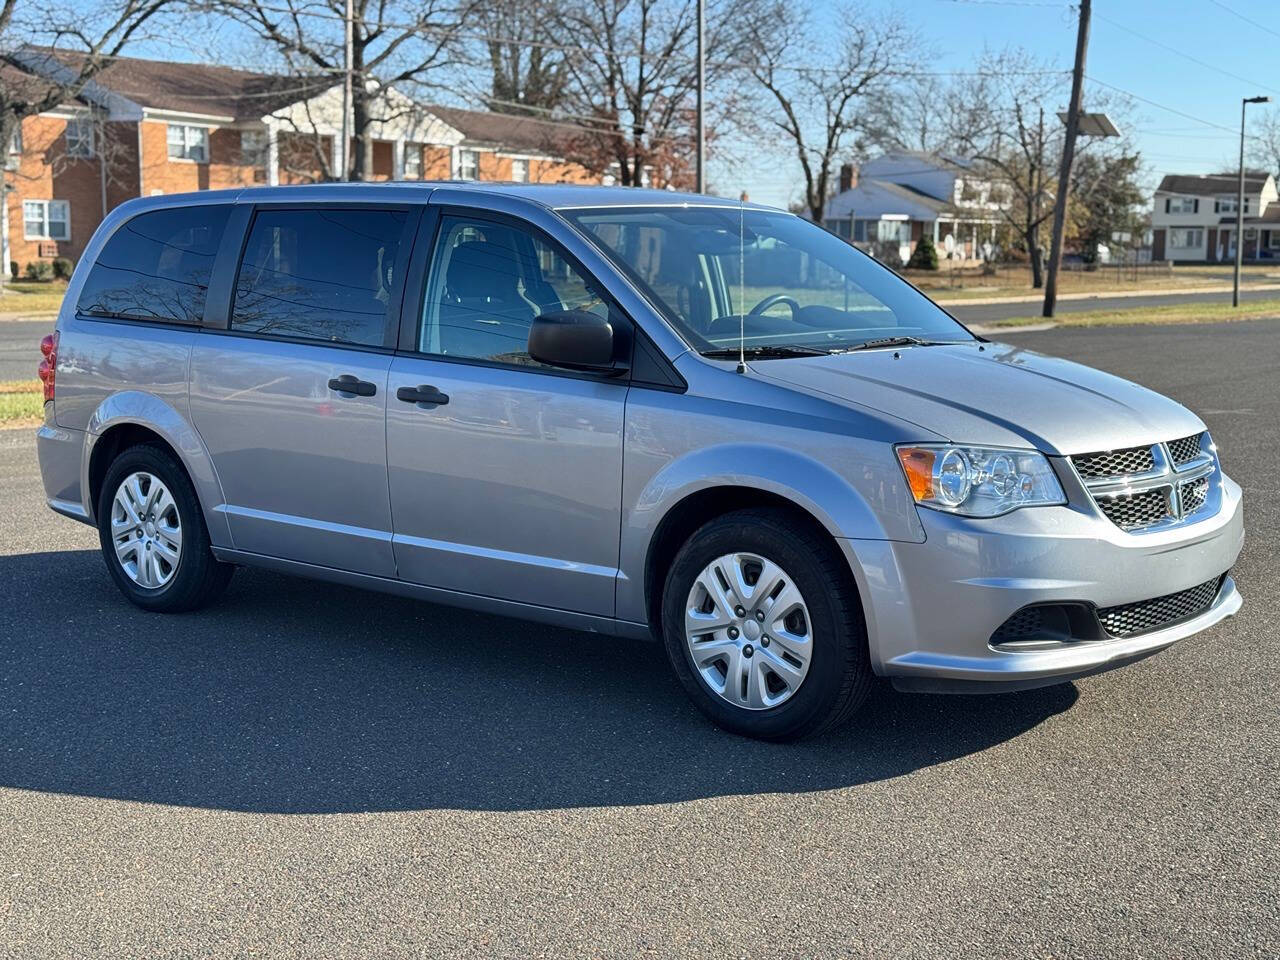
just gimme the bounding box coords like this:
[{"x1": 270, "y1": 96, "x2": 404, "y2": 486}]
[
  {"x1": 695, "y1": 0, "x2": 705, "y2": 193},
  {"x1": 1235, "y1": 96, "x2": 1271, "y2": 308}
]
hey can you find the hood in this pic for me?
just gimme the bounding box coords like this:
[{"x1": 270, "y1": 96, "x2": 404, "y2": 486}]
[{"x1": 753, "y1": 341, "x2": 1205, "y2": 456}]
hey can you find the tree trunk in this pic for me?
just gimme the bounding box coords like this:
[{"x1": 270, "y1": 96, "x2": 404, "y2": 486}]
[
  {"x1": 352, "y1": 92, "x2": 372, "y2": 181},
  {"x1": 0, "y1": 115, "x2": 12, "y2": 296},
  {"x1": 1028, "y1": 229, "x2": 1044, "y2": 288},
  {"x1": 351, "y1": 42, "x2": 373, "y2": 182}
]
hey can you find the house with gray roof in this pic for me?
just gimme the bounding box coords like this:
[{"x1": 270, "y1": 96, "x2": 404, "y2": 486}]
[
  {"x1": 821, "y1": 151, "x2": 1006, "y2": 264},
  {"x1": 1151, "y1": 171, "x2": 1279, "y2": 262}
]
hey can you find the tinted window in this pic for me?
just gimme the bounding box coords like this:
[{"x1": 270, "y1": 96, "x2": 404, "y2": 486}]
[
  {"x1": 566, "y1": 206, "x2": 972, "y2": 354},
  {"x1": 420, "y1": 215, "x2": 610, "y2": 366},
  {"x1": 232, "y1": 208, "x2": 407, "y2": 347},
  {"x1": 77, "y1": 205, "x2": 230, "y2": 323}
]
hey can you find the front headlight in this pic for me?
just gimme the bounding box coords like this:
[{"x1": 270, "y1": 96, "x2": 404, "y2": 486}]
[{"x1": 895, "y1": 444, "x2": 1066, "y2": 517}]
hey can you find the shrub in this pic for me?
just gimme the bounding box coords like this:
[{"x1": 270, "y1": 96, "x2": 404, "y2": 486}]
[
  {"x1": 51, "y1": 257, "x2": 74, "y2": 280},
  {"x1": 24, "y1": 261, "x2": 54, "y2": 281},
  {"x1": 8, "y1": 261, "x2": 17, "y2": 281},
  {"x1": 906, "y1": 233, "x2": 939, "y2": 271}
]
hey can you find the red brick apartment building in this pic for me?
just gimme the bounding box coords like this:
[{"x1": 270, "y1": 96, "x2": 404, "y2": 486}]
[{"x1": 2, "y1": 51, "x2": 605, "y2": 273}]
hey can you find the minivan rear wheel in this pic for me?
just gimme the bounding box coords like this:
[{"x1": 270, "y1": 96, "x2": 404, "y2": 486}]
[
  {"x1": 97, "y1": 444, "x2": 233, "y2": 612},
  {"x1": 661, "y1": 508, "x2": 873, "y2": 741}
]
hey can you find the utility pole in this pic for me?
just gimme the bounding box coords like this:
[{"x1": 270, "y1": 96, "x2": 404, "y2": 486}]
[
  {"x1": 695, "y1": 0, "x2": 705, "y2": 193},
  {"x1": 1235, "y1": 96, "x2": 1271, "y2": 307},
  {"x1": 341, "y1": 0, "x2": 353, "y2": 182},
  {"x1": 1042, "y1": 0, "x2": 1090, "y2": 318}
]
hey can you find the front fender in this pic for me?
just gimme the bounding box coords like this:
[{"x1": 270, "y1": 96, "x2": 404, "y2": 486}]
[
  {"x1": 84, "y1": 391, "x2": 231, "y2": 547},
  {"x1": 616, "y1": 441, "x2": 924, "y2": 624}
]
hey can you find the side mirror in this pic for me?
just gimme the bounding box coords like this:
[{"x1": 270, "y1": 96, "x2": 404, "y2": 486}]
[{"x1": 528, "y1": 310, "x2": 625, "y2": 374}]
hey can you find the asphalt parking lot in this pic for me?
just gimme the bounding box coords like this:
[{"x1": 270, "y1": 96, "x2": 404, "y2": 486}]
[{"x1": 0, "y1": 320, "x2": 1277, "y2": 958}]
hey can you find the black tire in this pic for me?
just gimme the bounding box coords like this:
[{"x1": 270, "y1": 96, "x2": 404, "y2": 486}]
[
  {"x1": 96, "y1": 443, "x2": 233, "y2": 612},
  {"x1": 661, "y1": 507, "x2": 873, "y2": 741}
]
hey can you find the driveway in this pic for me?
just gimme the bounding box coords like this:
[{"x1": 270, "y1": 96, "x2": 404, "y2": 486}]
[{"x1": 0, "y1": 321, "x2": 1276, "y2": 957}]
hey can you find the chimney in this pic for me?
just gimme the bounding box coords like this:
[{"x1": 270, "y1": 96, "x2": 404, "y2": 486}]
[{"x1": 839, "y1": 163, "x2": 858, "y2": 193}]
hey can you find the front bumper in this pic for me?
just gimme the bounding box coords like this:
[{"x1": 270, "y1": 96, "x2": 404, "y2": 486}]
[{"x1": 840, "y1": 472, "x2": 1245, "y2": 692}]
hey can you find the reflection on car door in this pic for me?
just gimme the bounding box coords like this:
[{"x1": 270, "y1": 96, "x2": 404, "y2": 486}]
[
  {"x1": 190, "y1": 204, "x2": 416, "y2": 576},
  {"x1": 385, "y1": 210, "x2": 628, "y2": 616}
]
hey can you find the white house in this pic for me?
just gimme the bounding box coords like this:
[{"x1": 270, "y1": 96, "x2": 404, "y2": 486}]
[
  {"x1": 1151, "y1": 172, "x2": 1280, "y2": 262},
  {"x1": 822, "y1": 151, "x2": 1005, "y2": 262}
]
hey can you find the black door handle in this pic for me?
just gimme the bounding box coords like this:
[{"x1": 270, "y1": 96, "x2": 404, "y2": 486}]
[
  {"x1": 397, "y1": 384, "x2": 450, "y2": 406},
  {"x1": 328, "y1": 374, "x2": 377, "y2": 397}
]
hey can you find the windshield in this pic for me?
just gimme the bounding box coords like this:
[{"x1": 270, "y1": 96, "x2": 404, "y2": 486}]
[{"x1": 563, "y1": 205, "x2": 974, "y2": 355}]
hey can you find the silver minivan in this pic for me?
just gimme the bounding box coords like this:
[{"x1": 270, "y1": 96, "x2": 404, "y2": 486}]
[{"x1": 35, "y1": 184, "x2": 1244, "y2": 740}]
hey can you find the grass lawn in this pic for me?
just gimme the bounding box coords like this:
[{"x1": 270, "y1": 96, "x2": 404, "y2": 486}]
[
  {"x1": 0, "y1": 379, "x2": 42, "y2": 426},
  {"x1": 987, "y1": 297, "x2": 1280, "y2": 329},
  {"x1": 910, "y1": 262, "x2": 1280, "y2": 300},
  {"x1": 0, "y1": 280, "x2": 68, "y2": 315}
]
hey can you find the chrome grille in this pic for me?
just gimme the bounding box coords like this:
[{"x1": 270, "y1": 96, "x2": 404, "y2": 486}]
[
  {"x1": 1072, "y1": 433, "x2": 1219, "y2": 534},
  {"x1": 1167, "y1": 432, "x2": 1205, "y2": 466},
  {"x1": 1097, "y1": 576, "x2": 1225, "y2": 638},
  {"x1": 1180, "y1": 477, "x2": 1209, "y2": 515},
  {"x1": 1097, "y1": 489, "x2": 1171, "y2": 530},
  {"x1": 1072, "y1": 445, "x2": 1155, "y2": 480}
]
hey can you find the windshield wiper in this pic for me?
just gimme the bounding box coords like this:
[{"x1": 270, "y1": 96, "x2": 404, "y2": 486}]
[
  {"x1": 701, "y1": 344, "x2": 829, "y2": 360},
  {"x1": 833, "y1": 336, "x2": 948, "y2": 353}
]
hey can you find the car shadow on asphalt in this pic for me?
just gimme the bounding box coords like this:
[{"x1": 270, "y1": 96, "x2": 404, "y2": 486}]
[{"x1": 0, "y1": 550, "x2": 1079, "y2": 813}]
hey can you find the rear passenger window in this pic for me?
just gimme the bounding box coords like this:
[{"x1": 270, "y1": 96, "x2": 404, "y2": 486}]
[
  {"x1": 77, "y1": 205, "x2": 230, "y2": 324},
  {"x1": 232, "y1": 207, "x2": 407, "y2": 348}
]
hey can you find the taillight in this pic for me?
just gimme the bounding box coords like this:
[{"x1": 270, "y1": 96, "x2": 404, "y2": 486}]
[{"x1": 38, "y1": 331, "x2": 59, "y2": 402}]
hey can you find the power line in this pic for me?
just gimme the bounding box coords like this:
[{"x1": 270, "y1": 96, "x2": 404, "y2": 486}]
[
  {"x1": 1093, "y1": 12, "x2": 1280, "y2": 99},
  {"x1": 1206, "y1": 0, "x2": 1280, "y2": 41},
  {"x1": 1086, "y1": 74, "x2": 1266, "y2": 144},
  {"x1": 939, "y1": 0, "x2": 1068, "y2": 6}
]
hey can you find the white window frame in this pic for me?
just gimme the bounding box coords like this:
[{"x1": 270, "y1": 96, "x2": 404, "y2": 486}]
[
  {"x1": 404, "y1": 143, "x2": 422, "y2": 179},
  {"x1": 5, "y1": 125, "x2": 20, "y2": 171},
  {"x1": 510, "y1": 157, "x2": 529, "y2": 183},
  {"x1": 456, "y1": 148, "x2": 480, "y2": 180},
  {"x1": 1166, "y1": 196, "x2": 1197, "y2": 214},
  {"x1": 23, "y1": 199, "x2": 70, "y2": 241},
  {"x1": 1167, "y1": 226, "x2": 1204, "y2": 249},
  {"x1": 167, "y1": 123, "x2": 209, "y2": 163},
  {"x1": 66, "y1": 118, "x2": 94, "y2": 158}
]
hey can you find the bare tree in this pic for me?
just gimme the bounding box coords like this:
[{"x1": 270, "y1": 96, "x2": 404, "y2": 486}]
[
  {"x1": 1251, "y1": 109, "x2": 1280, "y2": 181},
  {"x1": 0, "y1": 0, "x2": 171, "y2": 285},
  {"x1": 0, "y1": 0, "x2": 170, "y2": 152},
  {"x1": 550, "y1": 0, "x2": 766, "y2": 187},
  {"x1": 931, "y1": 49, "x2": 1065, "y2": 287},
  {"x1": 953, "y1": 48, "x2": 1133, "y2": 288},
  {"x1": 747, "y1": 4, "x2": 915, "y2": 223},
  {"x1": 473, "y1": 0, "x2": 566, "y2": 116},
  {"x1": 861, "y1": 71, "x2": 996, "y2": 160},
  {"x1": 216, "y1": 0, "x2": 470, "y2": 180}
]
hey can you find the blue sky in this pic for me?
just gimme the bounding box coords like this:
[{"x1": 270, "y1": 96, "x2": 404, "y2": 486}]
[{"x1": 722, "y1": 0, "x2": 1280, "y2": 208}]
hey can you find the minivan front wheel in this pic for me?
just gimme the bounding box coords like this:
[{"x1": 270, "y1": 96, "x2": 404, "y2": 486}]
[
  {"x1": 97, "y1": 444, "x2": 233, "y2": 612},
  {"x1": 661, "y1": 508, "x2": 873, "y2": 741}
]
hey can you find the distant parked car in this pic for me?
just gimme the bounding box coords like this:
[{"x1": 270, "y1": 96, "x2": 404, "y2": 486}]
[{"x1": 35, "y1": 184, "x2": 1244, "y2": 740}]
